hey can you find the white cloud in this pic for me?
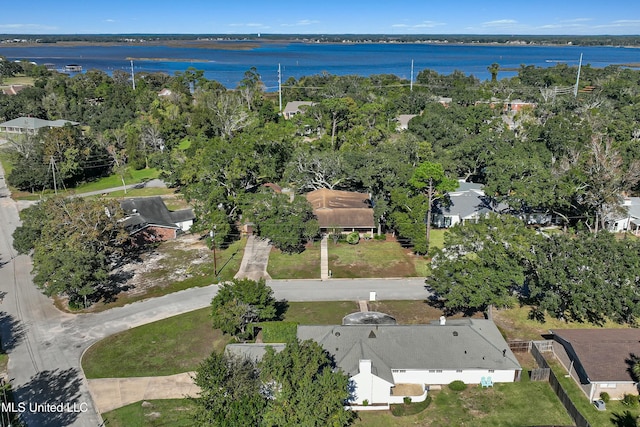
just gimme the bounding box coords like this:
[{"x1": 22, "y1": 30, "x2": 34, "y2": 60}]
[
  {"x1": 0, "y1": 23, "x2": 58, "y2": 31},
  {"x1": 391, "y1": 21, "x2": 446, "y2": 30},
  {"x1": 281, "y1": 19, "x2": 320, "y2": 27},
  {"x1": 228, "y1": 22, "x2": 271, "y2": 29},
  {"x1": 104, "y1": 19, "x2": 116, "y2": 23},
  {"x1": 482, "y1": 19, "x2": 519, "y2": 28}
]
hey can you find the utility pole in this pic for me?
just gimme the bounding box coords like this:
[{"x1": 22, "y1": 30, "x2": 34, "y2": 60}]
[
  {"x1": 131, "y1": 60, "x2": 136, "y2": 90},
  {"x1": 210, "y1": 226, "x2": 217, "y2": 277},
  {"x1": 49, "y1": 156, "x2": 58, "y2": 195},
  {"x1": 278, "y1": 63, "x2": 282, "y2": 113},
  {"x1": 410, "y1": 59, "x2": 414, "y2": 92},
  {"x1": 574, "y1": 53, "x2": 583, "y2": 97}
]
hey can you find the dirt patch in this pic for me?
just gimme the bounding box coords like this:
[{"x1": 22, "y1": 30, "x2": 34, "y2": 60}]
[{"x1": 114, "y1": 234, "x2": 212, "y2": 296}]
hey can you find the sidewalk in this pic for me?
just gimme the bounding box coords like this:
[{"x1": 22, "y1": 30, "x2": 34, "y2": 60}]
[{"x1": 87, "y1": 372, "x2": 199, "y2": 413}]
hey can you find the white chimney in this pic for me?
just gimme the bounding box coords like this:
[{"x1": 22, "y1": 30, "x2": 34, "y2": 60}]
[{"x1": 359, "y1": 359, "x2": 372, "y2": 374}]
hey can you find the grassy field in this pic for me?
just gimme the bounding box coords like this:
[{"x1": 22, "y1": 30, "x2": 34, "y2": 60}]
[
  {"x1": 0, "y1": 76, "x2": 35, "y2": 87},
  {"x1": 356, "y1": 380, "x2": 573, "y2": 427},
  {"x1": 268, "y1": 242, "x2": 321, "y2": 279},
  {"x1": 548, "y1": 358, "x2": 640, "y2": 427},
  {"x1": 492, "y1": 306, "x2": 633, "y2": 341},
  {"x1": 328, "y1": 238, "x2": 426, "y2": 278},
  {"x1": 102, "y1": 399, "x2": 196, "y2": 427},
  {"x1": 103, "y1": 380, "x2": 572, "y2": 427},
  {"x1": 82, "y1": 307, "x2": 228, "y2": 378}
]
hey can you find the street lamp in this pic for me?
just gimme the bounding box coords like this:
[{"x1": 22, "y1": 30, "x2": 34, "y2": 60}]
[{"x1": 210, "y1": 226, "x2": 217, "y2": 276}]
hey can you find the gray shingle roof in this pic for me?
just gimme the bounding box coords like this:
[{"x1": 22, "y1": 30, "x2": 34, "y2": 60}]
[
  {"x1": 120, "y1": 197, "x2": 194, "y2": 232},
  {"x1": 297, "y1": 319, "x2": 520, "y2": 381},
  {"x1": 0, "y1": 116, "x2": 79, "y2": 130}
]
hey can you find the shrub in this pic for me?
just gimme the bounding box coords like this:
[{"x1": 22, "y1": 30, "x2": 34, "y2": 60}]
[
  {"x1": 448, "y1": 380, "x2": 467, "y2": 391},
  {"x1": 259, "y1": 321, "x2": 298, "y2": 343},
  {"x1": 622, "y1": 394, "x2": 639, "y2": 407},
  {"x1": 362, "y1": 399, "x2": 369, "y2": 406},
  {"x1": 391, "y1": 396, "x2": 432, "y2": 417},
  {"x1": 403, "y1": 396, "x2": 412, "y2": 404},
  {"x1": 599, "y1": 391, "x2": 610, "y2": 403},
  {"x1": 374, "y1": 233, "x2": 387, "y2": 240},
  {"x1": 346, "y1": 232, "x2": 360, "y2": 245}
]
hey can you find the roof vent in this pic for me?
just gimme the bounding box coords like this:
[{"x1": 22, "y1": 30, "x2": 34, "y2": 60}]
[
  {"x1": 453, "y1": 331, "x2": 458, "y2": 337},
  {"x1": 335, "y1": 332, "x2": 340, "y2": 337},
  {"x1": 368, "y1": 330, "x2": 376, "y2": 339},
  {"x1": 439, "y1": 315, "x2": 446, "y2": 325}
]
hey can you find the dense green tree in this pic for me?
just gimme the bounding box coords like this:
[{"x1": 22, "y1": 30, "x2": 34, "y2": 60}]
[
  {"x1": 192, "y1": 352, "x2": 266, "y2": 427},
  {"x1": 211, "y1": 278, "x2": 280, "y2": 340},
  {"x1": 528, "y1": 231, "x2": 640, "y2": 324},
  {"x1": 246, "y1": 191, "x2": 319, "y2": 254},
  {"x1": 12, "y1": 197, "x2": 128, "y2": 306},
  {"x1": 428, "y1": 214, "x2": 538, "y2": 313},
  {"x1": 260, "y1": 339, "x2": 355, "y2": 427}
]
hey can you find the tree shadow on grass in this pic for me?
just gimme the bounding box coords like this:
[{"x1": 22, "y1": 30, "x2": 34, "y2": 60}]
[
  {"x1": 14, "y1": 368, "x2": 83, "y2": 427},
  {"x1": 0, "y1": 311, "x2": 26, "y2": 351}
]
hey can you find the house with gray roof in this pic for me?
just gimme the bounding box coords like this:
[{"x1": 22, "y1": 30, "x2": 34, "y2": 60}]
[
  {"x1": 606, "y1": 197, "x2": 640, "y2": 234},
  {"x1": 0, "y1": 117, "x2": 79, "y2": 135},
  {"x1": 227, "y1": 318, "x2": 520, "y2": 408},
  {"x1": 120, "y1": 197, "x2": 195, "y2": 242},
  {"x1": 432, "y1": 182, "x2": 496, "y2": 228},
  {"x1": 282, "y1": 101, "x2": 314, "y2": 119}
]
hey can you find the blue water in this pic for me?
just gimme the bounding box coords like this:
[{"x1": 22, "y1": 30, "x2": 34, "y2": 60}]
[{"x1": 1, "y1": 42, "x2": 638, "y2": 89}]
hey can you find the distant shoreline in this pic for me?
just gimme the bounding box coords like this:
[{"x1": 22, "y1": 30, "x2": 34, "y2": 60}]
[{"x1": 0, "y1": 35, "x2": 640, "y2": 50}]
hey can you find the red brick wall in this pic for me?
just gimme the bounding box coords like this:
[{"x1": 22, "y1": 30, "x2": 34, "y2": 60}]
[{"x1": 131, "y1": 226, "x2": 177, "y2": 246}]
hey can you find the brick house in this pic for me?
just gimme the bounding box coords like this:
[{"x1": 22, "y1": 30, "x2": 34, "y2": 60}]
[{"x1": 120, "y1": 197, "x2": 195, "y2": 244}]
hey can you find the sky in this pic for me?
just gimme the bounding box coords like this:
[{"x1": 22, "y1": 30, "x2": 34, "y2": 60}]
[{"x1": 1, "y1": 0, "x2": 639, "y2": 36}]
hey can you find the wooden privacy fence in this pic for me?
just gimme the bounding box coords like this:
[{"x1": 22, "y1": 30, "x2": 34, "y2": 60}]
[{"x1": 531, "y1": 343, "x2": 592, "y2": 427}]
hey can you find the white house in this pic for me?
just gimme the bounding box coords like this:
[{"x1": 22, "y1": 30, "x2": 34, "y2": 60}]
[
  {"x1": 282, "y1": 101, "x2": 314, "y2": 119},
  {"x1": 0, "y1": 117, "x2": 79, "y2": 135},
  {"x1": 297, "y1": 319, "x2": 521, "y2": 407},
  {"x1": 432, "y1": 182, "x2": 495, "y2": 228},
  {"x1": 607, "y1": 197, "x2": 640, "y2": 234},
  {"x1": 228, "y1": 318, "x2": 521, "y2": 409}
]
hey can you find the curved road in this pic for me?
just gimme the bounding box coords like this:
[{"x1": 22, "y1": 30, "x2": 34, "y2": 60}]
[{"x1": 0, "y1": 167, "x2": 430, "y2": 426}]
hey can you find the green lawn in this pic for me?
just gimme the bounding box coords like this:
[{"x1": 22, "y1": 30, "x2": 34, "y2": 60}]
[
  {"x1": 328, "y1": 239, "x2": 425, "y2": 278},
  {"x1": 548, "y1": 358, "x2": 640, "y2": 427},
  {"x1": 267, "y1": 242, "x2": 321, "y2": 279},
  {"x1": 493, "y1": 306, "x2": 633, "y2": 341},
  {"x1": 357, "y1": 380, "x2": 573, "y2": 427},
  {"x1": 102, "y1": 380, "x2": 574, "y2": 427},
  {"x1": 102, "y1": 399, "x2": 196, "y2": 427},
  {"x1": 0, "y1": 76, "x2": 35, "y2": 86},
  {"x1": 82, "y1": 307, "x2": 229, "y2": 378}
]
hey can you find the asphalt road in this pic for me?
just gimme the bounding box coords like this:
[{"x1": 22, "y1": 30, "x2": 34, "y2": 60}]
[{"x1": 0, "y1": 166, "x2": 431, "y2": 426}]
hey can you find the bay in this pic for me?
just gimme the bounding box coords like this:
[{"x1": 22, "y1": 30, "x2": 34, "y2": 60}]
[{"x1": 1, "y1": 41, "x2": 638, "y2": 89}]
